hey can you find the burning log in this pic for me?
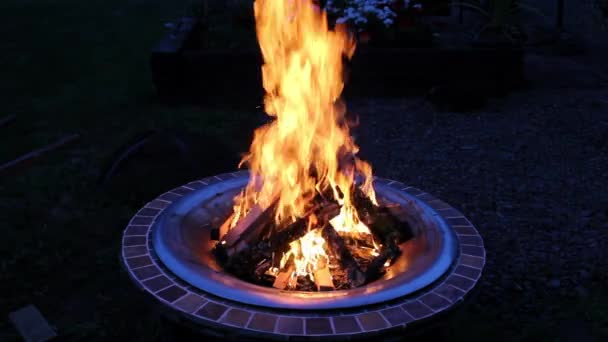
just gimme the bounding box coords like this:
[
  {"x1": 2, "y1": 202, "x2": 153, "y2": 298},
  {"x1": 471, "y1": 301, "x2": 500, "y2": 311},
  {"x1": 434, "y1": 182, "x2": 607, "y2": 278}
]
[
  {"x1": 272, "y1": 267, "x2": 295, "y2": 289},
  {"x1": 267, "y1": 205, "x2": 340, "y2": 290},
  {"x1": 365, "y1": 201, "x2": 415, "y2": 245},
  {"x1": 267, "y1": 203, "x2": 340, "y2": 253},
  {"x1": 364, "y1": 239, "x2": 401, "y2": 282},
  {"x1": 317, "y1": 202, "x2": 341, "y2": 223},
  {"x1": 386, "y1": 206, "x2": 415, "y2": 241},
  {"x1": 313, "y1": 257, "x2": 334, "y2": 291},
  {"x1": 322, "y1": 224, "x2": 365, "y2": 288},
  {"x1": 272, "y1": 263, "x2": 296, "y2": 290},
  {"x1": 266, "y1": 219, "x2": 307, "y2": 258},
  {"x1": 219, "y1": 199, "x2": 278, "y2": 257},
  {"x1": 354, "y1": 187, "x2": 378, "y2": 226}
]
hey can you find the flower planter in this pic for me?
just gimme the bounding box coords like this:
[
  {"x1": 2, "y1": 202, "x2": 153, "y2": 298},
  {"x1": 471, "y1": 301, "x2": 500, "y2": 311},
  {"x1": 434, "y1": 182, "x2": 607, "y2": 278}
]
[{"x1": 150, "y1": 17, "x2": 525, "y2": 103}]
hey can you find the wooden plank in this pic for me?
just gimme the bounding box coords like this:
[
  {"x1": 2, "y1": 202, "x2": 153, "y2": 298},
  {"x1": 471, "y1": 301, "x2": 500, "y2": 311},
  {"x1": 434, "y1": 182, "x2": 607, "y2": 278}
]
[
  {"x1": 218, "y1": 214, "x2": 233, "y2": 241},
  {"x1": 220, "y1": 197, "x2": 279, "y2": 257},
  {"x1": 9, "y1": 305, "x2": 57, "y2": 342},
  {"x1": 313, "y1": 264, "x2": 334, "y2": 291},
  {"x1": 0, "y1": 134, "x2": 80, "y2": 175},
  {"x1": 272, "y1": 264, "x2": 296, "y2": 290},
  {"x1": 221, "y1": 204, "x2": 264, "y2": 246}
]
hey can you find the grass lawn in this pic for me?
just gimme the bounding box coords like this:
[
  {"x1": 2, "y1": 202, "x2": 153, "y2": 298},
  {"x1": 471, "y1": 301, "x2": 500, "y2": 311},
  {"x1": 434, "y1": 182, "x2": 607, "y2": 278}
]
[{"x1": 0, "y1": 0, "x2": 259, "y2": 339}]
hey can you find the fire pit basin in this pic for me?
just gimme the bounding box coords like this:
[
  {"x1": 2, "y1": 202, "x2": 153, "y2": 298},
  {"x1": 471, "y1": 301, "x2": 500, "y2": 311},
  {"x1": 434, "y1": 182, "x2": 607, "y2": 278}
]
[
  {"x1": 153, "y1": 172, "x2": 457, "y2": 310},
  {"x1": 121, "y1": 171, "x2": 485, "y2": 339}
]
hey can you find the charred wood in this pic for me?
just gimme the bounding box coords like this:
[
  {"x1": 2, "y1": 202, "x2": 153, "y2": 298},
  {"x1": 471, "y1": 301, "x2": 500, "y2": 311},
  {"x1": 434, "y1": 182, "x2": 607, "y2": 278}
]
[
  {"x1": 364, "y1": 238, "x2": 401, "y2": 282},
  {"x1": 353, "y1": 186, "x2": 377, "y2": 226},
  {"x1": 322, "y1": 224, "x2": 365, "y2": 288},
  {"x1": 265, "y1": 202, "x2": 340, "y2": 255}
]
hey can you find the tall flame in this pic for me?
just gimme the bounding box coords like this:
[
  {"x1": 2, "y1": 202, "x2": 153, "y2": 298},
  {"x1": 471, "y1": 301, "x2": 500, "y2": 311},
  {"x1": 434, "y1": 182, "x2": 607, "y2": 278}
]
[{"x1": 228, "y1": 0, "x2": 377, "y2": 280}]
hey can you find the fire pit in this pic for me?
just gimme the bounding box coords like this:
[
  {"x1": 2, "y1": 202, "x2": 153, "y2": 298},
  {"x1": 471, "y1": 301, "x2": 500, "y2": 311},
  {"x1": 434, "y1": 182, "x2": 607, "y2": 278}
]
[
  {"x1": 121, "y1": 172, "x2": 485, "y2": 339},
  {"x1": 154, "y1": 172, "x2": 457, "y2": 310},
  {"x1": 121, "y1": 1, "x2": 485, "y2": 339}
]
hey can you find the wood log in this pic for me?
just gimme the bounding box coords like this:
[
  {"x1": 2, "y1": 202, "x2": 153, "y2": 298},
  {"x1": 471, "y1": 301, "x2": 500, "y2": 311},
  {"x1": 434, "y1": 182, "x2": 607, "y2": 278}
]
[
  {"x1": 218, "y1": 216, "x2": 232, "y2": 241},
  {"x1": 313, "y1": 258, "x2": 334, "y2": 291},
  {"x1": 385, "y1": 207, "x2": 415, "y2": 241},
  {"x1": 322, "y1": 224, "x2": 365, "y2": 288},
  {"x1": 317, "y1": 202, "x2": 341, "y2": 223},
  {"x1": 267, "y1": 218, "x2": 307, "y2": 255},
  {"x1": 267, "y1": 202, "x2": 340, "y2": 255},
  {"x1": 272, "y1": 264, "x2": 296, "y2": 290},
  {"x1": 364, "y1": 239, "x2": 401, "y2": 282},
  {"x1": 221, "y1": 204, "x2": 266, "y2": 246},
  {"x1": 220, "y1": 198, "x2": 278, "y2": 257},
  {"x1": 367, "y1": 202, "x2": 415, "y2": 245},
  {"x1": 354, "y1": 186, "x2": 377, "y2": 226}
]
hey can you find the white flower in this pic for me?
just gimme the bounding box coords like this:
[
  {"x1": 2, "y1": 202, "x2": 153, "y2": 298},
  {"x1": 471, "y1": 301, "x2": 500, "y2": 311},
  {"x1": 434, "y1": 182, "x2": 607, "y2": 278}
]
[{"x1": 326, "y1": 0, "x2": 398, "y2": 28}]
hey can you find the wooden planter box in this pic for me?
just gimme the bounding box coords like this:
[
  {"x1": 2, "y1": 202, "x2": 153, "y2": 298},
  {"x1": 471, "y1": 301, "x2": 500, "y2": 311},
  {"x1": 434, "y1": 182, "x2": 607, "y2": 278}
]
[{"x1": 150, "y1": 17, "x2": 525, "y2": 103}]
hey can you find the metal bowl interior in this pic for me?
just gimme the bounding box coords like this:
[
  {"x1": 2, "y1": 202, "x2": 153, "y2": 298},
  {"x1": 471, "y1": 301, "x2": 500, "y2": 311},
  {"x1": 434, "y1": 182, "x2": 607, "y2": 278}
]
[{"x1": 153, "y1": 173, "x2": 458, "y2": 310}]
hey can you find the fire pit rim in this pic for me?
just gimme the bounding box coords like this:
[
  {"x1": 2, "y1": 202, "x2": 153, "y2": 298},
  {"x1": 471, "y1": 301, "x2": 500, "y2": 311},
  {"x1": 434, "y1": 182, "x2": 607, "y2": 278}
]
[{"x1": 120, "y1": 171, "x2": 486, "y2": 339}]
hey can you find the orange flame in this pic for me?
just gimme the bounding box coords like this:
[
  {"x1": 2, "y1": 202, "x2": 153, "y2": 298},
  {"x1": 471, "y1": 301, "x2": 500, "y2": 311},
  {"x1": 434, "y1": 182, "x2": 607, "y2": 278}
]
[
  {"x1": 280, "y1": 229, "x2": 328, "y2": 280},
  {"x1": 227, "y1": 0, "x2": 378, "y2": 281}
]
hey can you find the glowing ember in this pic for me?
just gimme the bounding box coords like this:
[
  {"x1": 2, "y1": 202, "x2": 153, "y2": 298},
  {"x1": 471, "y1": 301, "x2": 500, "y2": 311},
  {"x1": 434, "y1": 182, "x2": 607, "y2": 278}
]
[
  {"x1": 281, "y1": 229, "x2": 328, "y2": 280},
  {"x1": 220, "y1": 0, "x2": 381, "y2": 285}
]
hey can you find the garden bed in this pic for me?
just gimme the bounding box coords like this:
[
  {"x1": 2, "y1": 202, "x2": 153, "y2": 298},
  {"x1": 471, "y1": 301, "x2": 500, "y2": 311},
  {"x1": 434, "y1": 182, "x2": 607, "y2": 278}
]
[{"x1": 150, "y1": 16, "x2": 525, "y2": 103}]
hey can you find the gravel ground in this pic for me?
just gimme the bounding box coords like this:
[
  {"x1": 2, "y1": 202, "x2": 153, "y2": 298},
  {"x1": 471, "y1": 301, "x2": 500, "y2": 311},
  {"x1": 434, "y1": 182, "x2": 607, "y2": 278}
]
[{"x1": 349, "y1": 53, "x2": 608, "y2": 338}]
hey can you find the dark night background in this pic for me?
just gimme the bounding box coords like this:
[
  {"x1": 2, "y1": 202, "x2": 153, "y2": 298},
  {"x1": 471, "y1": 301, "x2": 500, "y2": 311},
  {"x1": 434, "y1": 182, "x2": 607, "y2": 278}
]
[{"x1": 1, "y1": 0, "x2": 607, "y2": 340}]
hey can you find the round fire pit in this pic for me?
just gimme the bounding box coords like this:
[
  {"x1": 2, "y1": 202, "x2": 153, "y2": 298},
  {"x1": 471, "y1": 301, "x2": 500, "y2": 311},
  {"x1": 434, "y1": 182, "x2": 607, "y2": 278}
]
[{"x1": 121, "y1": 171, "x2": 485, "y2": 340}]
